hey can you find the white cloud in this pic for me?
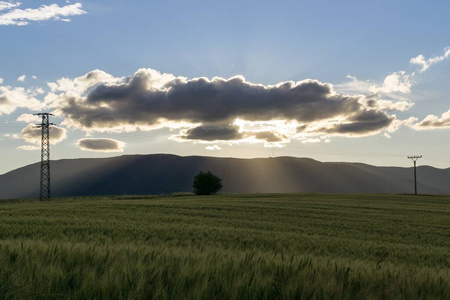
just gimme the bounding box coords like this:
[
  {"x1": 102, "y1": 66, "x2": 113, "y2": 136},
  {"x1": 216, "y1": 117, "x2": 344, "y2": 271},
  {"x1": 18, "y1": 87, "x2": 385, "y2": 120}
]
[
  {"x1": 371, "y1": 71, "x2": 412, "y2": 94},
  {"x1": 47, "y1": 69, "x2": 119, "y2": 94},
  {"x1": 17, "y1": 145, "x2": 40, "y2": 151},
  {"x1": 17, "y1": 75, "x2": 26, "y2": 82},
  {"x1": 373, "y1": 100, "x2": 414, "y2": 112},
  {"x1": 0, "y1": 2, "x2": 86, "y2": 26},
  {"x1": 410, "y1": 47, "x2": 450, "y2": 73},
  {"x1": 414, "y1": 110, "x2": 450, "y2": 129},
  {"x1": 0, "y1": 1, "x2": 20, "y2": 12},
  {"x1": 337, "y1": 72, "x2": 412, "y2": 98},
  {"x1": 388, "y1": 116, "x2": 418, "y2": 132},
  {"x1": 32, "y1": 75, "x2": 37, "y2": 80},
  {"x1": 338, "y1": 48, "x2": 449, "y2": 102},
  {"x1": 0, "y1": 77, "x2": 3, "y2": 84},
  {"x1": 302, "y1": 138, "x2": 322, "y2": 144},
  {"x1": 16, "y1": 113, "x2": 41, "y2": 123},
  {"x1": 206, "y1": 145, "x2": 222, "y2": 151},
  {"x1": 0, "y1": 85, "x2": 45, "y2": 115}
]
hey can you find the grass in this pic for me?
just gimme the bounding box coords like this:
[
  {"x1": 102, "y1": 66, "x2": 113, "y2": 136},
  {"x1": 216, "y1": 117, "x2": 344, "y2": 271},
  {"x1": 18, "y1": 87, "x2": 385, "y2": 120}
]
[{"x1": 0, "y1": 193, "x2": 449, "y2": 299}]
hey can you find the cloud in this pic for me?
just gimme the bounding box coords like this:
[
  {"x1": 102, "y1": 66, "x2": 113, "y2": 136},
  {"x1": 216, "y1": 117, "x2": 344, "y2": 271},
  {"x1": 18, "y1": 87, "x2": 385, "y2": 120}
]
[
  {"x1": 17, "y1": 145, "x2": 40, "y2": 151},
  {"x1": 0, "y1": 77, "x2": 3, "y2": 84},
  {"x1": 336, "y1": 47, "x2": 449, "y2": 104},
  {"x1": 16, "y1": 113, "x2": 41, "y2": 123},
  {"x1": 254, "y1": 131, "x2": 286, "y2": 143},
  {"x1": 14, "y1": 124, "x2": 67, "y2": 145},
  {"x1": 410, "y1": 47, "x2": 450, "y2": 73},
  {"x1": 77, "y1": 138, "x2": 125, "y2": 152},
  {"x1": 302, "y1": 138, "x2": 321, "y2": 144},
  {"x1": 371, "y1": 71, "x2": 412, "y2": 94},
  {"x1": 308, "y1": 109, "x2": 394, "y2": 136},
  {"x1": 0, "y1": 2, "x2": 86, "y2": 26},
  {"x1": 366, "y1": 99, "x2": 414, "y2": 112},
  {"x1": 47, "y1": 69, "x2": 118, "y2": 94},
  {"x1": 181, "y1": 125, "x2": 243, "y2": 141},
  {"x1": 0, "y1": 84, "x2": 44, "y2": 115},
  {"x1": 336, "y1": 72, "x2": 413, "y2": 103},
  {"x1": 0, "y1": 1, "x2": 20, "y2": 12},
  {"x1": 388, "y1": 117, "x2": 418, "y2": 133},
  {"x1": 48, "y1": 68, "x2": 398, "y2": 143},
  {"x1": 205, "y1": 145, "x2": 221, "y2": 151},
  {"x1": 17, "y1": 75, "x2": 25, "y2": 82},
  {"x1": 414, "y1": 110, "x2": 450, "y2": 129}
]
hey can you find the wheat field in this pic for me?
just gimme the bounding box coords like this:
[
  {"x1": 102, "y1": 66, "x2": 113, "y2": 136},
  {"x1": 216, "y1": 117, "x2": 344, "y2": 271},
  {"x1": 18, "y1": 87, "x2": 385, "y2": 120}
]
[{"x1": 0, "y1": 193, "x2": 449, "y2": 299}]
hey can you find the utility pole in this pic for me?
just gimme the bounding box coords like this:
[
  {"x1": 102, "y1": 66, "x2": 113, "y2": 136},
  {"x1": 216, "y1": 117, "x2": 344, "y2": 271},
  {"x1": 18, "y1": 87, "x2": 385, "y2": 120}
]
[
  {"x1": 407, "y1": 155, "x2": 422, "y2": 195},
  {"x1": 35, "y1": 113, "x2": 54, "y2": 201}
]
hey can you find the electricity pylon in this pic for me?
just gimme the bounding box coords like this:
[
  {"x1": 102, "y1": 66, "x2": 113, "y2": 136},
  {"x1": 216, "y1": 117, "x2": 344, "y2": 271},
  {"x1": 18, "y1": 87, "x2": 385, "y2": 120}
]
[
  {"x1": 35, "y1": 113, "x2": 54, "y2": 201},
  {"x1": 407, "y1": 155, "x2": 422, "y2": 195}
]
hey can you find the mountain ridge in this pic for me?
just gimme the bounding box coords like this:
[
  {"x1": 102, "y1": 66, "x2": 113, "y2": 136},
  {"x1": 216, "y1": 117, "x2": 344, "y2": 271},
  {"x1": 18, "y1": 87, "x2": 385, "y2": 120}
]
[{"x1": 1, "y1": 154, "x2": 449, "y2": 199}]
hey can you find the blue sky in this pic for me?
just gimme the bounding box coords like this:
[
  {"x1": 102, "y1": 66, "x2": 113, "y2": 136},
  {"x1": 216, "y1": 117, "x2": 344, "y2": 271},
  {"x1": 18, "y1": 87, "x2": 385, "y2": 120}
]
[{"x1": 1, "y1": 0, "x2": 450, "y2": 174}]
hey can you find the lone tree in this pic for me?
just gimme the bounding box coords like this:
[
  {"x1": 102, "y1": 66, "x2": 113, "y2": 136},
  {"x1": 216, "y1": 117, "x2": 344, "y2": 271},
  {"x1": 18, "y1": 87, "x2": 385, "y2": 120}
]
[{"x1": 193, "y1": 171, "x2": 223, "y2": 195}]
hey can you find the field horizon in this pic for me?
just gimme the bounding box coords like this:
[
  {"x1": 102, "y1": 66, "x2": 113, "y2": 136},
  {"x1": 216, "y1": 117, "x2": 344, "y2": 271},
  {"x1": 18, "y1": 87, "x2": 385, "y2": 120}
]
[{"x1": 0, "y1": 193, "x2": 449, "y2": 298}]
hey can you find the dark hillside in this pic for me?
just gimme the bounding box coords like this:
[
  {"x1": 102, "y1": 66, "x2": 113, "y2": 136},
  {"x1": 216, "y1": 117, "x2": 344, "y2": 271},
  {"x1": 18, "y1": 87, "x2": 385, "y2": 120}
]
[{"x1": 1, "y1": 154, "x2": 449, "y2": 199}]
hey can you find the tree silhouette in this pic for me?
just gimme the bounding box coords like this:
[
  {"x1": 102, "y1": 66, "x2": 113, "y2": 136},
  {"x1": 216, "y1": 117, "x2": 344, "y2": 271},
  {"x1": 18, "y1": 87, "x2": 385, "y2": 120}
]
[{"x1": 193, "y1": 171, "x2": 223, "y2": 195}]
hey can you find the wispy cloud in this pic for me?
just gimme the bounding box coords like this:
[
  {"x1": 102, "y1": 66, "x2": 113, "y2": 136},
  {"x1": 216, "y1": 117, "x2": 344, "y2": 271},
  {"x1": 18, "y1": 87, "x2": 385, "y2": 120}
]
[
  {"x1": 0, "y1": 2, "x2": 86, "y2": 26},
  {"x1": 336, "y1": 47, "x2": 450, "y2": 112},
  {"x1": 17, "y1": 74, "x2": 25, "y2": 82},
  {"x1": 17, "y1": 145, "x2": 40, "y2": 151},
  {"x1": 410, "y1": 47, "x2": 450, "y2": 73},
  {"x1": 0, "y1": 1, "x2": 20, "y2": 12},
  {"x1": 336, "y1": 72, "x2": 413, "y2": 98}
]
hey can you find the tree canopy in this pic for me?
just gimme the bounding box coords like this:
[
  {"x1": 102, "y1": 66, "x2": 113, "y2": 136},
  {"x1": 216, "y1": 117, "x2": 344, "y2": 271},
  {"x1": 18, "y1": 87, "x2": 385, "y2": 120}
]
[{"x1": 193, "y1": 171, "x2": 223, "y2": 195}]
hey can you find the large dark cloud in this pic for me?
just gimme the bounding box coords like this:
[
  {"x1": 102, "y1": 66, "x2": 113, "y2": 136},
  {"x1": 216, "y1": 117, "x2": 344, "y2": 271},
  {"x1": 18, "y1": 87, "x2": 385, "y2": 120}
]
[{"x1": 52, "y1": 69, "x2": 396, "y2": 142}]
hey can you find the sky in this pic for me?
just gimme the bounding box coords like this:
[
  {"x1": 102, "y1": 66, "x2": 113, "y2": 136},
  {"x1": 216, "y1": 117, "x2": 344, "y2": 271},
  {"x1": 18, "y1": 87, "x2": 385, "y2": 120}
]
[{"x1": 1, "y1": 0, "x2": 450, "y2": 174}]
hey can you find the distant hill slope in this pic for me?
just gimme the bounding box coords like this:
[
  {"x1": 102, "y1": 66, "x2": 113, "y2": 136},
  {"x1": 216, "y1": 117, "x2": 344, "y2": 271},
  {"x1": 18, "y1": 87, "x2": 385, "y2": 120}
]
[{"x1": 1, "y1": 154, "x2": 449, "y2": 199}]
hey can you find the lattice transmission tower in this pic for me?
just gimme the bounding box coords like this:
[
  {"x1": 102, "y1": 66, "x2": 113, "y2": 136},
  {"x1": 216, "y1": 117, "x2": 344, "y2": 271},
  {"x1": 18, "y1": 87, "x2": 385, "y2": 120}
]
[{"x1": 35, "y1": 113, "x2": 54, "y2": 201}]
